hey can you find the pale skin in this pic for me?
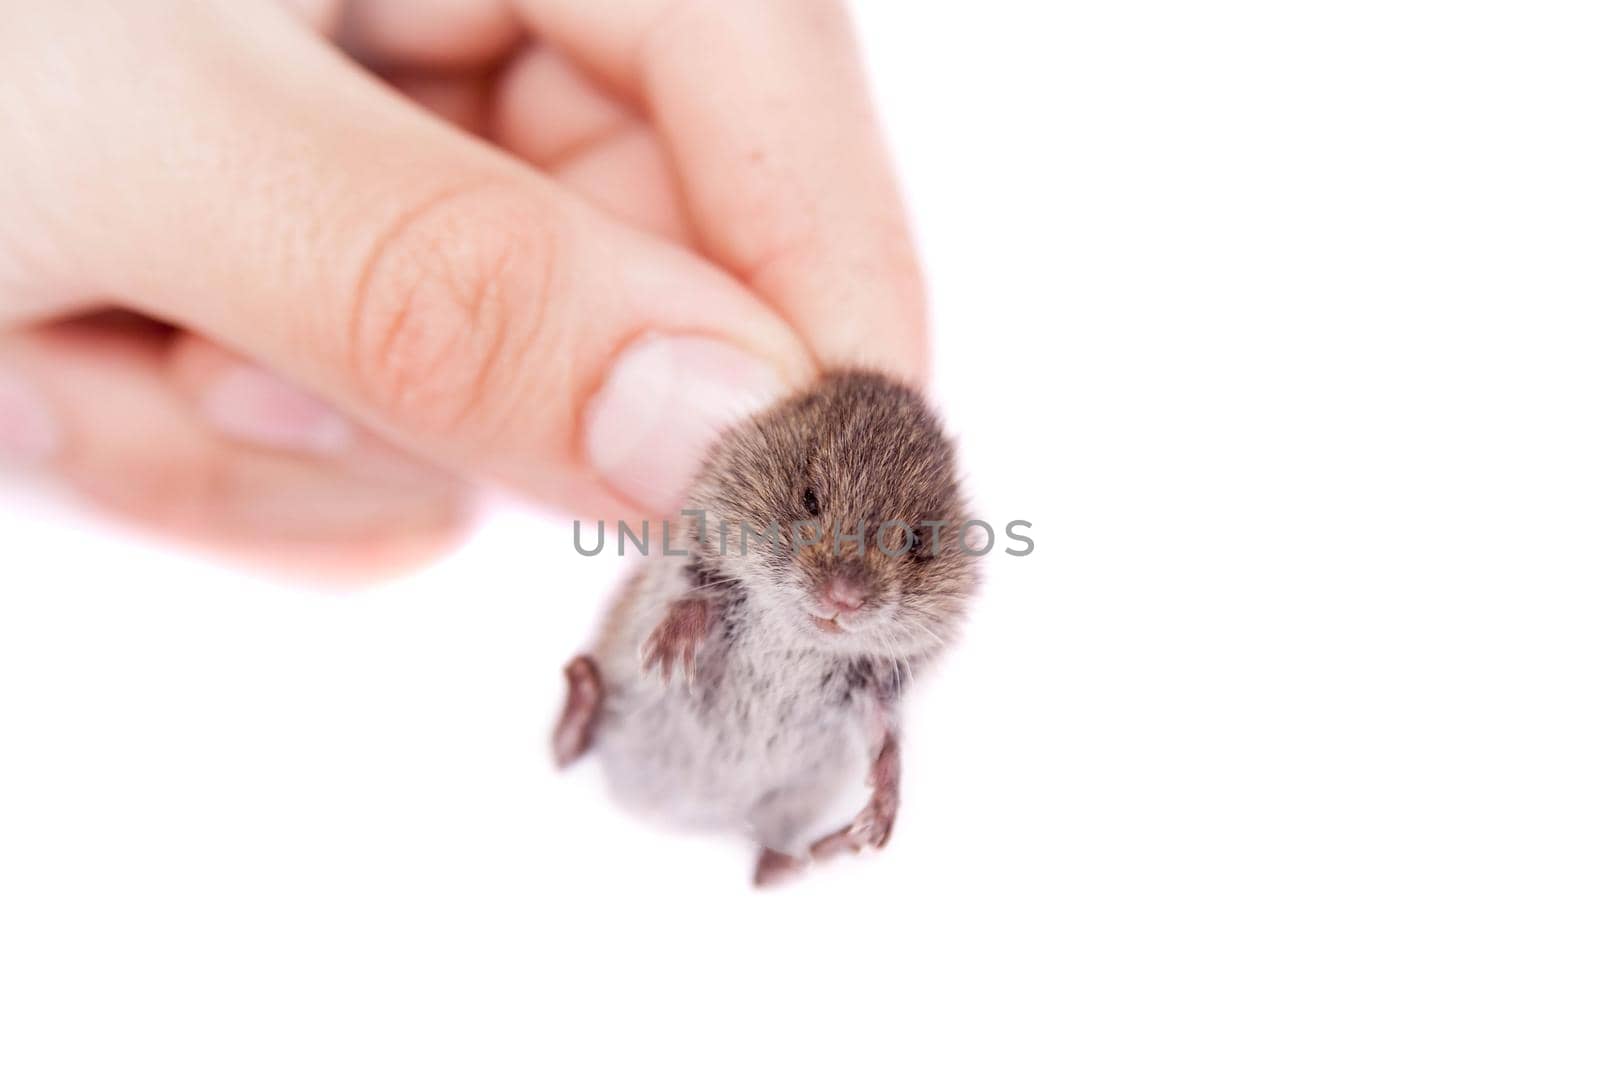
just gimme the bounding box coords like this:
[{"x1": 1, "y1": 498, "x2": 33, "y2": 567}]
[{"x1": 0, "y1": 0, "x2": 927, "y2": 578}]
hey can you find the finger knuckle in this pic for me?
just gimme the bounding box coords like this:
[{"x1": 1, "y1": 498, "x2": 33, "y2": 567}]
[{"x1": 345, "y1": 185, "x2": 561, "y2": 442}]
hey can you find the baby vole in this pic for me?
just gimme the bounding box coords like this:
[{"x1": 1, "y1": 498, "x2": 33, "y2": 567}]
[{"x1": 554, "y1": 370, "x2": 978, "y2": 886}]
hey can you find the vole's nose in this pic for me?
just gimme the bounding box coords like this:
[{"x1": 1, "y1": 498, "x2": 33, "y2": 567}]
[{"x1": 816, "y1": 576, "x2": 867, "y2": 617}]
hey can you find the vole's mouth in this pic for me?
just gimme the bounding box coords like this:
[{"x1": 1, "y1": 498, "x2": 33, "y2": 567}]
[{"x1": 809, "y1": 614, "x2": 845, "y2": 634}]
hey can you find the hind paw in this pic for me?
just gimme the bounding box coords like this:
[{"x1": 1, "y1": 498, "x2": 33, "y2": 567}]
[
  {"x1": 553, "y1": 655, "x2": 603, "y2": 768},
  {"x1": 752, "y1": 848, "x2": 809, "y2": 888}
]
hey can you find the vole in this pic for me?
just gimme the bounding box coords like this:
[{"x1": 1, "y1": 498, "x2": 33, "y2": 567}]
[{"x1": 553, "y1": 370, "x2": 978, "y2": 886}]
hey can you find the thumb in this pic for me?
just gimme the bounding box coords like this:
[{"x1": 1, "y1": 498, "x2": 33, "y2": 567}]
[{"x1": 31, "y1": 2, "x2": 813, "y2": 514}]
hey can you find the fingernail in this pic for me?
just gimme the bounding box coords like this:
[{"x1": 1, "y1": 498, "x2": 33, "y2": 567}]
[
  {"x1": 202, "y1": 367, "x2": 353, "y2": 455},
  {"x1": 0, "y1": 372, "x2": 61, "y2": 468},
  {"x1": 584, "y1": 334, "x2": 786, "y2": 512}
]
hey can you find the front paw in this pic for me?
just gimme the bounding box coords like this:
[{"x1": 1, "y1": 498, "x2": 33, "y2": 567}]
[{"x1": 641, "y1": 598, "x2": 712, "y2": 683}]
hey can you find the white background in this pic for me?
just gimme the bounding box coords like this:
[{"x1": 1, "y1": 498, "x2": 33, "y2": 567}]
[{"x1": 3, "y1": 1, "x2": 1598, "y2": 1063}]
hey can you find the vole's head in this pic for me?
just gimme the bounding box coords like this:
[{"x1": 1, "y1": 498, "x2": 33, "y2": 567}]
[{"x1": 687, "y1": 370, "x2": 978, "y2": 658}]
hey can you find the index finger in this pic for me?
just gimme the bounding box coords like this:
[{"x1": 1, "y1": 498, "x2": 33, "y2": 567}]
[{"x1": 513, "y1": 0, "x2": 929, "y2": 382}]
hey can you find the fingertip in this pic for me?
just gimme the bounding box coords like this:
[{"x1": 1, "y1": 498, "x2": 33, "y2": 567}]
[
  {"x1": 199, "y1": 365, "x2": 357, "y2": 457},
  {"x1": 338, "y1": 0, "x2": 524, "y2": 70},
  {"x1": 582, "y1": 333, "x2": 788, "y2": 514},
  {"x1": 493, "y1": 44, "x2": 632, "y2": 166}
]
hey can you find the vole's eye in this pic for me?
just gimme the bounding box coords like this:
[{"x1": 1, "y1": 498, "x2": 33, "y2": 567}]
[
  {"x1": 909, "y1": 526, "x2": 927, "y2": 558},
  {"x1": 803, "y1": 487, "x2": 821, "y2": 516}
]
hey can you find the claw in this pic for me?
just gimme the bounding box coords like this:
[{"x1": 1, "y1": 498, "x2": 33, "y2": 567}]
[{"x1": 641, "y1": 598, "x2": 712, "y2": 685}]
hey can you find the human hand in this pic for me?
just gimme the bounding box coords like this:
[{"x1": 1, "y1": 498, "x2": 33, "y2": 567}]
[{"x1": 0, "y1": 0, "x2": 926, "y2": 577}]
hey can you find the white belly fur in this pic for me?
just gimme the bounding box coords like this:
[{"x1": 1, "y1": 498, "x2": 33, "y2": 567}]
[{"x1": 589, "y1": 559, "x2": 873, "y2": 851}]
